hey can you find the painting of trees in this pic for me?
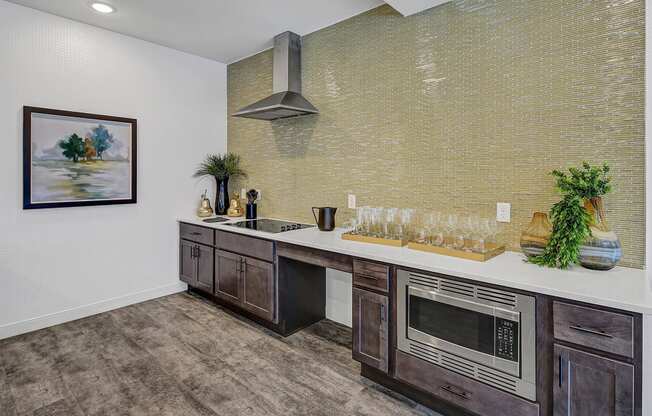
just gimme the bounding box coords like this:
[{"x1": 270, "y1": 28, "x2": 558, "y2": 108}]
[
  {"x1": 91, "y1": 125, "x2": 114, "y2": 160},
  {"x1": 24, "y1": 106, "x2": 137, "y2": 209},
  {"x1": 56, "y1": 125, "x2": 114, "y2": 163},
  {"x1": 84, "y1": 137, "x2": 97, "y2": 160},
  {"x1": 58, "y1": 134, "x2": 85, "y2": 162}
]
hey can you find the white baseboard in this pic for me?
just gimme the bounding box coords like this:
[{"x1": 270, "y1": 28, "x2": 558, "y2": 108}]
[{"x1": 0, "y1": 282, "x2": 187, "y2": 340}]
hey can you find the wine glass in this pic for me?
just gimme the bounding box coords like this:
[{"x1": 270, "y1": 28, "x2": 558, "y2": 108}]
[
  {"x1": 453, "y1": 215, "x2": 467, "y2": 250},
  {"x1": 459, "y1": 216, "x2": 475, "y2": 252},
  {"x1": 430, "y1": 211, "x2": 444, "y2": 246},
  {"x1": 443, "y1": 213, "x2": 458, "y2": 248}
]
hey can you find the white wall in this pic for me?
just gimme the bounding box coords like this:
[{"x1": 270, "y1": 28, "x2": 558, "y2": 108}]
[
  {"x1": 645, "y1": 0, "x2": 652, "y2": 412},
  {"x1": 0, "y1": 1, "x2": 227, "y2": 339}
]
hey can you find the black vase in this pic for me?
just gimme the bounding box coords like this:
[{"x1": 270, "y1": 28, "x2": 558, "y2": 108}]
[{"x1": 214, "y1": 176, "x2": 229, "y2": 215}]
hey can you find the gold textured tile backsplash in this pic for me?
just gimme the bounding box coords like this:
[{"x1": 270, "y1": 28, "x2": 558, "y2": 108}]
[{"x1": 228, "y1": 1, "x2": 645, "y2": 268}]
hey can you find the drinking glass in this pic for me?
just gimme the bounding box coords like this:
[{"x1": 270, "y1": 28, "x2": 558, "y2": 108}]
[
  {"x1": 383, "y1": 208, "x2": 399, "y2": 239},
  {"x1": 355, "y1": 207, "x2": 368, "y2": 235},
  {"x1": 399, "y1": 208, "x2": 416, "y2": 240},
  {"x1": 370, "y1": 207, "x2": 384, "y2": 237}
]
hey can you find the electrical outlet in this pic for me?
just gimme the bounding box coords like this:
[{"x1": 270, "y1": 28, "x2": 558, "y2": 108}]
[
  {"x1": 496, "y1": 202, "x2": 511, "y2": 223},
  {"x1": 241, "y1": 188, "x2": 247, "y2": 200},
  {"x1": 348, "y1": 194, "x2": 356, "y2": 209}
]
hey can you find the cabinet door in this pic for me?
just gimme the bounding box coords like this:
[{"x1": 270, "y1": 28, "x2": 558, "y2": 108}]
[
  {"x1": 195, "y1": 244, "x2": 214, "y2": 293},
  {"x1": 241, "y1": 256, "x2": 275, "y2": 321},
  {"x1": 554, "y1": 344, "x2": 634, "y2": 416},
  {"x1": 179, "y1": 239, "x2": 196, "y2": 286},
  {"x1": 215, "y1": 250, "x2": 242, "y2": 305},
  {"x1": 352, "y1": 287, "x2": 388, "y2": 373}
]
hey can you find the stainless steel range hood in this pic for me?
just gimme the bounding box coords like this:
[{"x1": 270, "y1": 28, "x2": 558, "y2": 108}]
[{"x1": 232, "y1": 32, "x2": 318, "y2": 121}]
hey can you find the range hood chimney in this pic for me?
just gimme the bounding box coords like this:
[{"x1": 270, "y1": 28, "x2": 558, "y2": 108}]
[{"x1": 232, "y1": 31, "x2": 318, "y2": 121}]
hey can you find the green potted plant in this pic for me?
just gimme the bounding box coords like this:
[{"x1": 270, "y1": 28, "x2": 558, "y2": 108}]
[
  {"x1": 530, "y1": 162, "x2": 620, "y2": 270},
  {"x1": 194, "y1": 153, "x2": 247, "y2": 215}
]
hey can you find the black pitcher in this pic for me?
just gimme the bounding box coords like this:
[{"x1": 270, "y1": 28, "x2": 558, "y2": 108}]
[{"x1": 312, "y1": 207, "x2": 337, "y2": 231}]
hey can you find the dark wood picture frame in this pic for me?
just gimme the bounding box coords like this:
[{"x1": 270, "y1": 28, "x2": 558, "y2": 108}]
[{"x1": 23, "y1": 106, "x2": 137, "y2": 209}]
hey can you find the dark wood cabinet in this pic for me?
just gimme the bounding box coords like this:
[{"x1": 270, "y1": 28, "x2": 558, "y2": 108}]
[
  {"x1": 179, "y1": 239, "x2": 214, "y2": 292},
  {"x1": 241, "y1": 256, "x2": 275, "y2": 321},
  {"x1": 215, "y1": 249, "x2": 242, "y2": 304},
  {"x1": 195, "y1": 244, "x2": 214, "y2": 293},
  {"x1": 215, "y1": 249, "x2": 276, "y2": 322},
  {"x1": 554, "y1": 344, "x2": 635, "y2": 416},
  {"x1": 352, "y1": 287, "x2": 388, "y2": 373},
  {"x1": 179, "y1": 239, "x2": 196, "y2": 285}
]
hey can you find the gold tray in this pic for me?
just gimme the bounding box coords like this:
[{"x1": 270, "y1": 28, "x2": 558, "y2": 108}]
[
  {"x1": 407, "y1": 241, "x2": 505, "y2": 262},
  {"x1": 341, "y1": 232, "x2": 407, "y2": 247}
]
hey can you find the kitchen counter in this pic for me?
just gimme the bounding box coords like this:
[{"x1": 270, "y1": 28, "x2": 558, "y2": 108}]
[{"x1": 179, "y1": 216, "x2": 652, "y2": 314}]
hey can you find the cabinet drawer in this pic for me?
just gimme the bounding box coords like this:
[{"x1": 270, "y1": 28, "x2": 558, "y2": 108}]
[
  {"x1": 217, "y1": 231, "x2": 274, "y2": 262},
  {"x1": 353, "y1": 260, "x2": 389, "y2": 293},
  {"x1": 553, "y1": 301, "x2": 634, "y2": 358},
  {"x1": 395, "y1": 350, "x2": 539, "y2": 416},
  {"x1": 180, "y1": 223, "x2": 214, "y2": 246}
]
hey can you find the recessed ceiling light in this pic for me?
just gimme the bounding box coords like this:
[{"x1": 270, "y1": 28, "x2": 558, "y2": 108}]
[{"x1": 91, "y1": 2, "x2": 115, "y2": 14}]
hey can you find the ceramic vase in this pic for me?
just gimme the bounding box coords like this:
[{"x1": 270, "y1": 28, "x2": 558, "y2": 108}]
[
  {"x1": 520, "y1": 212, "x2": 552, "y2": 258},
  {"x1": 579, "y1": 197, "x2": 622, "y2": 271}
]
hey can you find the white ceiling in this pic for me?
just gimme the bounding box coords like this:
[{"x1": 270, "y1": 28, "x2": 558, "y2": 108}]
[
  {"x1": 6, "y1": 0, "x2": 385, "y2": 63},
  {"x1": 384, "y1": 0, "x2": 449, "y2": 16}
]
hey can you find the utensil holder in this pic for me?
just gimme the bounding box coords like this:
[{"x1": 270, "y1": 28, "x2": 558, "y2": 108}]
[{"x1": 246, "y1": 203, "x2": 257, "y2": 220}]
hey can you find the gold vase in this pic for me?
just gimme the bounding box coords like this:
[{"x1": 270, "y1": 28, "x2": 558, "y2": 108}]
[
  {"x1": 520, "y1": 212, "x2": 552, "y2": 258},
  {"x1": 579, "y1": 197, "x2": 622, "y2": 270}
]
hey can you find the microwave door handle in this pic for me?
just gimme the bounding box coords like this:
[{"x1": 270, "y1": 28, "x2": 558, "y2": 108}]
[
  {"x1": 408, "y1": 286, "x2": 495, "y2": 317},
  {"x1": 408, "y1": 286, "x2": 521, "y2": 323}
]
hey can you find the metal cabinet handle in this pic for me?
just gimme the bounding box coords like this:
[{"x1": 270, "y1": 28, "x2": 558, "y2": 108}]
[
  {"x1": 191, "y1": 246, "x2": 197, "y2": 258},
  {"x1": 440, "y1": 384, "x2": 471, "y2": 400},
  {"x1": 380, "y1": 304, "x2": 386, "y2": 322},
  {"x1": 558, "y1": 355, "x2": 564, "y2": 387},
  {"x1": 237, "y1": 257, "x2": 246, "y2": 275},
  {"x1": 190, "y1": 232, "x2": 202, "y2": 236},
  {"x1": 195, "y1": 246, "x2": 201, "y2": 258},
  {"x1": 569, "y1": 324, "x2": 613, "y2": 338},
  {"x1": 357, "y1": 273, "x2": 379, "y2": 281}
]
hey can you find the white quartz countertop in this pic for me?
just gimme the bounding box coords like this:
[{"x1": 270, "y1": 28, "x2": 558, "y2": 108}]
[{"x1": 179, "y1": 216, "x2": 652, "y2": 314}]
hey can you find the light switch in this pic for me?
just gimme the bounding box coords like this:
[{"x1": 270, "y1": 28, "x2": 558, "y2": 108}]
[
  {"x1": 496, "y1": 202, "x2": 511, "y2": 223},
  {"x1": 348, "y1": 194, "x2": 356, "y2": 209}
]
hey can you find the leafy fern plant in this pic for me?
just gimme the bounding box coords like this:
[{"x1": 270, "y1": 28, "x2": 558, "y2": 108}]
[
  {"x1": 529, "y1": 194, "x2": 591, "y2": 269},
  {"x1": 194, "y1": 153, "x2": 247, "y2": 181},
  {"x1": 530, "y1": 162, "x2": 611, "y2": 269}
]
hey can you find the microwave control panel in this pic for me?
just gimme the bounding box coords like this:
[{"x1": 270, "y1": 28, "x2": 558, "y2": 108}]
[{"x1": 495, "y1": 318, "x2": 519, "y2": 362}]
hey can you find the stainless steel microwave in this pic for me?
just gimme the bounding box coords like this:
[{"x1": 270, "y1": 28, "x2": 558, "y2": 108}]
[{"x1": 397, "y1": 270, "x2": 536, "y2": 401}]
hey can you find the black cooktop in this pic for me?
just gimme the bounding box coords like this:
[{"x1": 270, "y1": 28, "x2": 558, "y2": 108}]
[{"x1": 225, "y1": 219, "x2": 314, "y2": 234}]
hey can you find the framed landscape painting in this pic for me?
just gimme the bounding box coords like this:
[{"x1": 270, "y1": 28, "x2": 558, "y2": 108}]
[{"x1": 23, "y1": 106, "x2": 137, "y2": 209}]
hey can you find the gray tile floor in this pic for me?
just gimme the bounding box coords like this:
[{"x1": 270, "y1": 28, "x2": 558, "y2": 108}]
[{"x1": 0, "y1": 293, "x2": 442, "y2": 416}]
